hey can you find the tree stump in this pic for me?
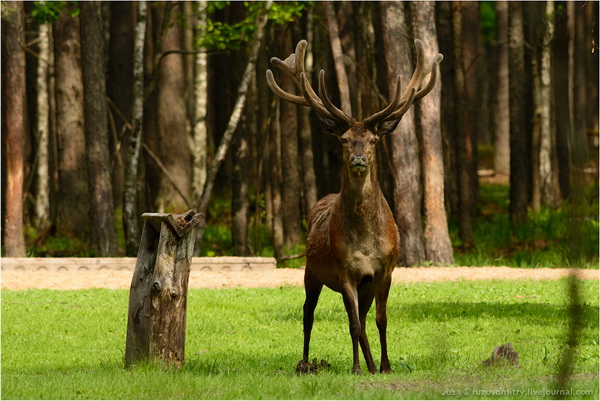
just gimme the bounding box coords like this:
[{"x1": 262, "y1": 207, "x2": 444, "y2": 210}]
[{"x1": 125, "y1": 209, "x2": 203, "y2": 368}]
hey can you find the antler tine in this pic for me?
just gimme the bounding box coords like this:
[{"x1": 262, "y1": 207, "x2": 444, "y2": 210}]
[
  {"x1": 362, "y1": 75, "x2": 403, "y2": 126},
  {"x1": 266, "y1": 70, "x2": 310, "y2": 106},
  {"x1": 318, "y1": 70, "x2": 353, "y2": 126},
  {"x1": 399, "y1": 39, "x2": 426, "y2": 103},
  {"x1": 388, "y1": 86, "x2": 417, "y2": 121}
]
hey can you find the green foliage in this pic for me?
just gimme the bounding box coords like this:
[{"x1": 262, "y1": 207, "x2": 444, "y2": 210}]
[
  {"x1": 199, "y1": 1, "x2": 310, "y2": 51},
  {"x1": 480, "y1": 2, "x2": 496, "y2": 46},
  {"x1": 31, "y1": 1, "x2": 78, "y2": 24},
  {"x1": 2, "y1": 279, "x2": 598, "y2": 399}
]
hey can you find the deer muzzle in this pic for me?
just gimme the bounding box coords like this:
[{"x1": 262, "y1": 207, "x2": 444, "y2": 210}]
[{"x1": 350, "y1": 155, "x2": 368, "y2": 174}]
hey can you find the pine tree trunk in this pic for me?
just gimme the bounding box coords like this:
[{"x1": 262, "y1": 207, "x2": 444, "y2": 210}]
[
  {"x1": 34, "y1": 22, "x2": 50, "y2": 230},
  {"x1": 412, "y1": 1, "x2": 454, "y2": 265},
  {"x1": 493, "y1": 1, "x2": 510, "y2": 177},
  {"x1": 380, "y1": 1, "x2": 425, "y2": 266},
  {"x1": 508, "y1": 1, "x2": 529, "y2": 225},
  {"x1": 80, "y1": 1, "x2": 119, "y2": 256},
  {"x1": 53, "y1": 6, "x2": 89, "y2": 239},
  {"x1": 124, "y1": 0, "x2": 147, "y2": 256},
  {"x1": 1, "y1": 1, "x2": 27, "y2": 256},
  {"x1": 452, "y1": 1, "x2": 474, "y2": 246}
]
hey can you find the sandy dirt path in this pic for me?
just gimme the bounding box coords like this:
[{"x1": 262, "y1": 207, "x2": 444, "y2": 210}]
[{"x1": 1, "y1": 267, "x2": 597, "y2": 290}]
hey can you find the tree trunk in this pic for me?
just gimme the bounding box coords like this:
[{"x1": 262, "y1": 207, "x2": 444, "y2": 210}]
[
  {"x1": 452, "y1": 1, "x2": 474, "y2": 247},
  {"x1": 270, "y1": 102, "x2": 285, "y2": 261},
  {"x1": 232, "y1": 120, "x2": 250, "y2": 256},
  {"x1": 508, "y1": 1, "x2": 529, "y2": 225},
  {"x1": 570, "y1": 1, "x2": 589, "y2": 167},
  {"x1": 380, "y1": 1, "x2": 425, "y2": 266},
  {"x1": 53, "y1": 6, "x2": 89, "y2": 239},
  {"x1": 323, "y1": 1, "x2": 352, "y2": 116},
  {"x1": 195, "y1": 1, "x2": 272, "y2": 249},
  {"x1": 412, "y1": 1, "x2": 454, "y2": 265},
  {"x1": 34, "y1": 21, "x2": 50, "y2": 230},
  {"x1": 107, "y1": 1, "x2": 135, "y2": 210},
  {"x1": 493, "y1": 1, "x2": 510, "y2": 176},
  {"x1": 80, "y1": 1, "x2": 119, "y2": 256},
  {"x1": 192, "y1": 1, "x2": 208, "y2": 206},
  {"x1": 553, "y1": 1, "x2": 571, "y2": 199},
  {"x1": 278, "y1": 28, "x2": 303, "y2": 250},
  {"x1": 539, "y1": 1, "x2": 561, "y2": 208},
  {"x1": 461, "y1": 1, "x2": 480, "y2": 216},
  {"x1": 1, "y1": 1, "x2": 27, "y2": 256},
  {"x1": 155, "y1": 3, "x2": 192, "y2": 210},
  {"x1": 124, "y1": 0, "x2": 147, "y2": 256}
]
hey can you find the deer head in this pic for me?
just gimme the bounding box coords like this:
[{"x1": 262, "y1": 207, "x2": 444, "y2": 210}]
[{"x1": 266, "y1": 39, "x2": 443, "y2": 179}]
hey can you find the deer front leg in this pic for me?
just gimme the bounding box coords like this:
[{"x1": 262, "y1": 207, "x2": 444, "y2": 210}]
[
  {"x1": 302, "y1": 269, "x2": 323, "y2": 362},
  {"x1": 375, "y1": 273, "x2": 393, "y2": 373},
  {"x1": 341, "y1": 281, "x2": 362, "y2": 374}
]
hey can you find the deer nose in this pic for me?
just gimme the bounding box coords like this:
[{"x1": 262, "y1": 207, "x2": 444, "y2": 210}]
[{"x1": 350, "y1": 155, "x2": 367, "y2": 173}]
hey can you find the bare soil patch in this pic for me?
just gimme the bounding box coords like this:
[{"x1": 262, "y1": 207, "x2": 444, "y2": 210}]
[{"x1": 1, "y1": 266, "x2": 596, "y2": 290}]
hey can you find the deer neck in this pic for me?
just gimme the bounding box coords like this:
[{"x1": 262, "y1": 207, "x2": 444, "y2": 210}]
[{"x1": 338, "y1": 159, "x2": 383, "y2": 226}]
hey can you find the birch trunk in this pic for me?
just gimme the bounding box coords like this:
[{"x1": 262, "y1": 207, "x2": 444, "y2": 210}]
[
  {"x1": 124, "y1": 0, "x2": 147, "y2": 256},
  {"x1": 192, "y1": 0, "x2": 208, "y2": 204},
  {"x1": 195, "y1": 1, "x2": 272, "y2": 249},
  {"x1": 35, "y1": 22, "x2": 50, "y2": 230}
]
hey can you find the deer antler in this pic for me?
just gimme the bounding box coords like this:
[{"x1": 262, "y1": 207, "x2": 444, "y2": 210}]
[
  {"x1": 266, "y1": 40, "x2": 353, "y2": 129},
  {"x1": 362, "y1": 39, "x2": 443, "y2": 127}
]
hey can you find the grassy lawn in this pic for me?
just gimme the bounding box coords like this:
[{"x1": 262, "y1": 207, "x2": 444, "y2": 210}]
[{"x1": 2, "y1": 278, "x2": 598, "y2": 399}]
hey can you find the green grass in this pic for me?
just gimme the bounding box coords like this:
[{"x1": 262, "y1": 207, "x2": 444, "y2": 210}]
[{"x1": 2, "y1": 279, "x2": 598, "y2": 399}]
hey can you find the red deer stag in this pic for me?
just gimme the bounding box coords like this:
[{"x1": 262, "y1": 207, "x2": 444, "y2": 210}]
[{"x1": 266, "y1": 40, "x2": 442, "y2": 374}]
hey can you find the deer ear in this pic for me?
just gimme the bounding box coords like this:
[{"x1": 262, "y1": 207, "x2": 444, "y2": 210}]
[
  {"x1": 317, "y1": 114, "x2": 348, "y2": 136},
  {"x1": 374, "y1": 119, "x2": 401, "y2": 137}
]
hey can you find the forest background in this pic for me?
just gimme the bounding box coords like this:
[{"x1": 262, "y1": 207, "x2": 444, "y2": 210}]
[{"x1": 1, "y1": 1, "x2": 598, "y2": 268}]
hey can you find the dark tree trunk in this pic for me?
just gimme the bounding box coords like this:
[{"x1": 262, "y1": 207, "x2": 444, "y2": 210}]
[
  {"x1": 53, "y1": 7, "x2": 90, "y2": 239},
  {"x1": 270, "y1": 103, "x2": 285, "y2": 261},
  {"x1": 232, "y1": 123, "x2": 250, "y2": 256},
  {"x1": 412, "y1": 1, "x2": 454, "y2": 265},
  {"x1": 380, "y1": 1, "x2": 426, "y2": 266},
  {"x1": 508, "y1": 1, "x2": 530, "y2": 225},
  {"x1": 452, "y1": 1, "x2": 474, "y2": 246},
  {"x1": 1, "y1": 1, "x2": 27, "y2": 256},
  {"x1": 435, "y1": 1, "x2": 458, "y2": 217},
  {"x1": 553, "y1": 1, "x2": 571, "y2": 199},
  {"x1": 107, "y1": 1, "x2": 135, "y2": 210},
  {"x1": 278, "y1": 28, "x2": 303, "y2": 250},
  {"x1": 461, "y1": 1, "x2": 481, "y2": 216},
  {"x1": 80, "y1": 1, "x2": 119, "y2": 256}
]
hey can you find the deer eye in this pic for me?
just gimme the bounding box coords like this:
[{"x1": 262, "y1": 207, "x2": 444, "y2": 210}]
[
  {"x1": 370, "y1": 138, "x2": 378, "y2": 145},
  {"x1": 340, "y1": 137, "x2": 348, "y2": 144}
]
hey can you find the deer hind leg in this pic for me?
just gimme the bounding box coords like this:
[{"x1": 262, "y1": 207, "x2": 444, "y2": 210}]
[
  {"x1": 358, "y1": 277, "x2": 377, "y2": 374},
  {"x1": 375, "y1": 273, "x2": 393, "y2": 373},
  {"x1": 302, "y1": 269, "x2": 323, "y2": 362}
]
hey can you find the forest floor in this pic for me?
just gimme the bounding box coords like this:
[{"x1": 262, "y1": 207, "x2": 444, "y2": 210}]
[{"x1": 2, "y1": 266, "x2": 597, "y2": 290}]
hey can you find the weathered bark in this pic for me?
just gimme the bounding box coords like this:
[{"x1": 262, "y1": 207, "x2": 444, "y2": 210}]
[
  {"x1": 195, "y1": 1, "x2": 272, "y2": 248},
  {"x1": 1, "y1": 1, "x2": 27, "y2": 256},
  {"x1": 124, "y1": 0, "x2": 147, "y2": 256},
  {"x1": 412, "y1": 1, "x2": 454, "y2": 265},
  {"x1": 380, "y1": 1, "x2": 425, "y2": 266},
  {"x1": 80, "y1": 1, "x2": 119, "y2": 256},
  {"x1": 452, "y1": 1, "x2": 474, "y2": 246},
  {"x1": 493, "y1": 1, "x2": 510, "y2": 176},
  {"x1": 34, "y1": 21, "x2": 50, "y2": 230},
  {"x1": 53, "y1": 6, "x2": 89, "y2": 238},
  {"x1": 323, "y1": 1, "x2": 352, "y2": 116},
  {"x1": 508, "y1": 1, "x2": 529, "y2": 225},
  {"x1": 125, "y1": 210, "x2": 201, "y2": 368},
  {"x1": 270, "y1": 103, "x2": 285, "y2": 261}
]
